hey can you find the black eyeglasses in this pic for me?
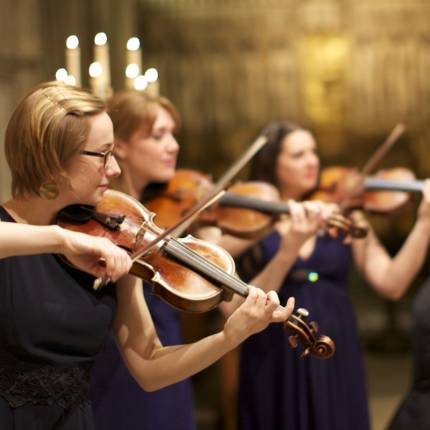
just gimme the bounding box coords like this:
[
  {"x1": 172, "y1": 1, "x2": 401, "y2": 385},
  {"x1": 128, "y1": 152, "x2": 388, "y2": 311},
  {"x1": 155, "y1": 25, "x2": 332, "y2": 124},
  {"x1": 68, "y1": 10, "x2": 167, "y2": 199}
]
[{"x1": 79, "y1": 149, "x2": 114, "y2": 168}]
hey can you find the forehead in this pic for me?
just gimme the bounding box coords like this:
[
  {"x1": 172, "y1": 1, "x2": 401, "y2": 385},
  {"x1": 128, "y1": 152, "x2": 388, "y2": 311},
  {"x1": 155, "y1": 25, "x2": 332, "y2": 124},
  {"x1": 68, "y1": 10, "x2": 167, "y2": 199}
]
[
  {"x1": 85, "y1": 111, "x2": 114, "y2": 149},
  {"x1": 281, "y1": 130, "x2": 316, "y2": 153},
  {"x1": 153, "y1": 106, "x2": 176, "y2": 129}
]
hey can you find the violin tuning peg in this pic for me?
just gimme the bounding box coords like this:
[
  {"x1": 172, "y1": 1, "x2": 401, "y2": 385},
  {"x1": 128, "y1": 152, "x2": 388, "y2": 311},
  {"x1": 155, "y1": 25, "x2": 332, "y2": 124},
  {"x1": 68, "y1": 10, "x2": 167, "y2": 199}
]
[
  {"x1": 297, "y1": 308, "x2": 309, "y2": 318},
  {"x1": 309, "y1": 321, "x2": 319, "y2": 334},
  {"x1": 300, "y1": 348, "x2": 311, "y2": 359},
  {"x1": 288, "y1": 335, "x2": 299, "y2": 349}
]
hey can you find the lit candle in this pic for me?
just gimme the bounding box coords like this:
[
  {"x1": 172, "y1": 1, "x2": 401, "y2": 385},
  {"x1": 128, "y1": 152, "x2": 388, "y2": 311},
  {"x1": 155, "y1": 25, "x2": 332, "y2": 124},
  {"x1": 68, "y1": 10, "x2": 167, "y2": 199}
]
[
  {"x1": 125, "y1": 64, "x2": 140, "y2": 89},
  {"x1": 94, "y1": 32, "x2": 111, "y2": 90},
  {"x1": 55, "y1": 68, "x2": 68, "y2": 83},
  {"x1": 144, "y1": 68, "x2": 159, "y2": 97},
  {"x1": 89, "y1": 61, "x2": 105, "y2": 99},
  {"x1": 65, "y1": 35, "x2": 81, "y2": 86},
  {"x1": 134, "y1": 75, "x2": 148, "y2": 91},
  {"x1": 125, "y1": 37, "x2": 142, "y2": 89}
]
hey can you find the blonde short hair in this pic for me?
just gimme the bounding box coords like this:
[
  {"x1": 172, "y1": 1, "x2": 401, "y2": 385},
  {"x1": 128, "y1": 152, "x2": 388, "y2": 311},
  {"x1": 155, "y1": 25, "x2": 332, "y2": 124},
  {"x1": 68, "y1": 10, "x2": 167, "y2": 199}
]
[
  {"x1": 5, "y1": 81, "x2": 105, "y2": 197},
  {"x1": 107, "y1": 90, "x2": 180, "y2": 141}
]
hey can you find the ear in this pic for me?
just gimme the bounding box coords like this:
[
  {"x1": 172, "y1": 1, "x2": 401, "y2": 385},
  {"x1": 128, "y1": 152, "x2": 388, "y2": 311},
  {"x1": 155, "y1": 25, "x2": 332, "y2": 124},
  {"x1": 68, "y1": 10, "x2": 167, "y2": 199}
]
[{"x1": 114, "y1": 139, "x2": 128, "y2": 161}]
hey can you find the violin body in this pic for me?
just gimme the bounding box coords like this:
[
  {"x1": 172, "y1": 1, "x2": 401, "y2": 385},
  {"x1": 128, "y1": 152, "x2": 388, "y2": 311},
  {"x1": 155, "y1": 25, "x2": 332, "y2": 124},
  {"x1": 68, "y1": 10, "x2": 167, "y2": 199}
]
[
  {"x1": 313, "y1": 166, "x2": 419, "y2": 213},
  {"x1": 59, "y1": 190, "x2": 233, "y2": 313}
]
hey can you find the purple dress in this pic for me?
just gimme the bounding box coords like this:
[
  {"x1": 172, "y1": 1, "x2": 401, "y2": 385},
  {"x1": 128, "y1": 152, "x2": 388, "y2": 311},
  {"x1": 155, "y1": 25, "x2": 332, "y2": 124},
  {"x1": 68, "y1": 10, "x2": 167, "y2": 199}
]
[
  {"x1": 238, "y1": 232, "x2": 370, "y2": 430},
  {"x1": 90, "y1": 284, "x2": 195, "y2": 430}
]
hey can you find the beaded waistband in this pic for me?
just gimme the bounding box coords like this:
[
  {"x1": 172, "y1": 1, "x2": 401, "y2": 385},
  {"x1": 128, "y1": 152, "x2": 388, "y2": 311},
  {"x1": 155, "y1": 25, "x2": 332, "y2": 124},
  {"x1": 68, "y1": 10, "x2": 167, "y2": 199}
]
[{"x1": 0, "y1": 350, "x2": 90, "y2": 409}]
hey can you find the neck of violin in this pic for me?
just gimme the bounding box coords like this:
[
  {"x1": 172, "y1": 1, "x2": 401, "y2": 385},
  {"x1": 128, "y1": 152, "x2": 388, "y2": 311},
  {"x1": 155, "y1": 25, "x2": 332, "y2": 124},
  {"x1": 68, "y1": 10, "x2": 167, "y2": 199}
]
[
  {"x1": 219, "y1": 192, "x2": 290, "y2": 215},
  {"x1": 364, "y1": 177, "x2": 424, "y2": 193}
]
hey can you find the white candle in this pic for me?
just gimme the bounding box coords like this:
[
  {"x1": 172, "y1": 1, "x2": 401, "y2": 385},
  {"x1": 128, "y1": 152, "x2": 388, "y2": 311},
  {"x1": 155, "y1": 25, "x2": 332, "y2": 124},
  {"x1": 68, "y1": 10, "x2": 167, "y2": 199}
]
[
  {"x1": 134, "y1": 75, "x2": 148, "y2": 91},
  {"x1": 144, "y1": 68, "x2": 159, "y2": 97},
  {"x1": 94, "y1": 32, "x2": 111, "y2": 88},
  {"x1": 55, "y1": 68, "x2": 68, "y2": 83},
  {"x1": 89, "y1": 62, "x2": 105, "y2": 99},
  {"x1": 65, "y1": 35, "x2": 81, "y2": 86},
  {"x1": 125, "y1": 37, "x2": 142, "y2": 89},
  {"x1": 125, "y1": 63, "x2": 140, "y2": 89}
]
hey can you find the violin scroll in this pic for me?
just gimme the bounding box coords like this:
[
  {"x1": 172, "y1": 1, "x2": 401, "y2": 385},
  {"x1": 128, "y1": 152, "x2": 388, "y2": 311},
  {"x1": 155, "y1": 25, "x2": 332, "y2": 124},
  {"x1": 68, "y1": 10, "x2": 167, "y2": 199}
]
[{"x1": 285, "y1": 307, "x2": 335, "y2": 359}]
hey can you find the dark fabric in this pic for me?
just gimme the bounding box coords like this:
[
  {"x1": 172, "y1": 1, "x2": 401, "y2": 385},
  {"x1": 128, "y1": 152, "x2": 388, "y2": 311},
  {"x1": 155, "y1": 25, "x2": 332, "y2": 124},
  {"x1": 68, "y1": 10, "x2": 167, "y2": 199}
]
[
  {"x1": 0, "y1": 206, "x2": 116, "y2": 429},
  {"x1": 238, "y1": 232, "x2": 370, "y2": 430},
  {"x1": 387, "y1": 278, "x2": 430, "y2": 430},
  {"x1": 90, "y1": 283, "x2": 195, "y2": 430}
]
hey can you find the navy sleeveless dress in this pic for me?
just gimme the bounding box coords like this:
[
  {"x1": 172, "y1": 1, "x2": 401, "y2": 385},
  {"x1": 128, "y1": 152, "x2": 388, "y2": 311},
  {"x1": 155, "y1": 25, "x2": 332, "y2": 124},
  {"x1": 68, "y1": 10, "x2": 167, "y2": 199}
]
[
  {"x1": 238, "y1": 232, "x2": 370, "y2": 430},
  {"x1": 0, "y1": 207, "x2": 116, "y2": 430},
  {"x1": 387, "y1": 278, "x2": 430, "y2": 430},
  {"x1": 90, "y1": 284, "x2": 196, "y2": 430}
]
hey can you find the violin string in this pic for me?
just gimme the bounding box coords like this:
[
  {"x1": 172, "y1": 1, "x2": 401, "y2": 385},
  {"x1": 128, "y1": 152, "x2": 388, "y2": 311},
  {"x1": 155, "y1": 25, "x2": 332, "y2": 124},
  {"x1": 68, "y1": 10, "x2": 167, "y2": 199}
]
[{"x1": 165, "y1": 238, "x2": 250, "y2": 297}]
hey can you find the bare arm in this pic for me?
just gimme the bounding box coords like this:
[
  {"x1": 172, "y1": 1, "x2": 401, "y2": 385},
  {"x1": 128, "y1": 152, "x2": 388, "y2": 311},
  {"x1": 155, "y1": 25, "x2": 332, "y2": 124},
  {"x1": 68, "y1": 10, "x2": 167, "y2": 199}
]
[
  {"x1": 352, "y1": 180, "x2": 430, "y2": 300},
  {"x1": 0, "y1": 222, "x2": 131, "y2": 281},
  {"x1": 113, "y1": 275, "x2": 294, "y2": 391}
]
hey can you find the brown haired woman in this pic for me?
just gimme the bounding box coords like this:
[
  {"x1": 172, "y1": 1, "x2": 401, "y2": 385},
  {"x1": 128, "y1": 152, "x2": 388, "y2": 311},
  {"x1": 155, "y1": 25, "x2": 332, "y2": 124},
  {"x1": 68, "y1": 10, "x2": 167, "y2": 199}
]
[
  {"x1": 89, "y1": 89, "x2": 195, "y2": 430},
  {"x1": 224, "y1": 121, "x2": 430, "y2": 430},
  {"x1": 0, "y1": 83, "x2": 293, "y2": 430}
]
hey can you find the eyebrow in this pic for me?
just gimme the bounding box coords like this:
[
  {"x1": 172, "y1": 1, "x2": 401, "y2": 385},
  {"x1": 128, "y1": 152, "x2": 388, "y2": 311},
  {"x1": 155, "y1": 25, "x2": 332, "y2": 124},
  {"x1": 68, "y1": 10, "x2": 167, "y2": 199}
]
[{"x1": 97, "y1": 142, "x2": 114, "y2": 151}]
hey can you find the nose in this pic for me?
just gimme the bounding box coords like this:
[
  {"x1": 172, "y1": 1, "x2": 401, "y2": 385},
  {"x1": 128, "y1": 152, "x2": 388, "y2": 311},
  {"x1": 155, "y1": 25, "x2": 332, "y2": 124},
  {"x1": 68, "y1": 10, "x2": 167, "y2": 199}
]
[
  {"x1": 166, "y1": 134, "x2": 179, "y2": 154},
  {"x1": 106, "y1": 154, "x2": 121, "y2": 178}
]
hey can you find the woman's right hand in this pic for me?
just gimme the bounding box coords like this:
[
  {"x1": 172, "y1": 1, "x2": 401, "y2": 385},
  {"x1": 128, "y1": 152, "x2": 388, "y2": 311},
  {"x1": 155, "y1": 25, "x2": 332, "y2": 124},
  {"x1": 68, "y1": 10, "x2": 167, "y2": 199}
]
[
  {"x1": 276, "y1": 200, "x2": 325, "y2": 253},
  {"x1": 223, "y1": 286, "x2": 294, "y2": 344},
  {"x1": 60, "y1": 228, "x2": 132, "y2": 281}
]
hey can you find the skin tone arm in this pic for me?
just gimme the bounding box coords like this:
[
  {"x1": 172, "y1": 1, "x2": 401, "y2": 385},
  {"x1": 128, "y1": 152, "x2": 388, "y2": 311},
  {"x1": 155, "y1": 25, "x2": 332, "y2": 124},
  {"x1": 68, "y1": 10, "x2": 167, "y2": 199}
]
[
  {"x1": 113, "y1": 275, "x2": 294, "y2": 391},
  {"x1": 0, "y1": 222, "x2": 132, "y2": 281},
  {"x1": 352, "y1": 180, "x2": 430, "y2": 300}
]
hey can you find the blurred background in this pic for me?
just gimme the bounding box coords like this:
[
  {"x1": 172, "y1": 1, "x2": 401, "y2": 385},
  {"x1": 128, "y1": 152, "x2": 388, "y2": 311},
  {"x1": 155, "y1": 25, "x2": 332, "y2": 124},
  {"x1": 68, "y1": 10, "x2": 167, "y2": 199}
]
[{"x1": 1, "y1": 0, "x2": 430, "y2": 428}]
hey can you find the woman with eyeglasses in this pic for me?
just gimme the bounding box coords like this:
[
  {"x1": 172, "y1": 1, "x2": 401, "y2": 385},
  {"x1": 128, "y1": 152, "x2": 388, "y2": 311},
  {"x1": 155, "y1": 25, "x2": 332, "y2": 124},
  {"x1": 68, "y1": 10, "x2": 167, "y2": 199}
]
[{"x1": 0, "y1": 82, "x2": 294, "y2": 430}]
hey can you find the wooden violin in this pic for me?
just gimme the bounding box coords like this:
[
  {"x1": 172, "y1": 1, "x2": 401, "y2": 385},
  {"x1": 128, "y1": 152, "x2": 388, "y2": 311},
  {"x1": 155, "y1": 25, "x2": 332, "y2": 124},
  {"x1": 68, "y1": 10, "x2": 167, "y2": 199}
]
[
  {"x1": 57, "y1": 189, "x2": 335, "y2": 359},
  {"x1": 312, "y1": 166, "x2": 424, "y2": 213},
  {"x1": 144, "y1": 169, "x2": 367, "y2": 239}
]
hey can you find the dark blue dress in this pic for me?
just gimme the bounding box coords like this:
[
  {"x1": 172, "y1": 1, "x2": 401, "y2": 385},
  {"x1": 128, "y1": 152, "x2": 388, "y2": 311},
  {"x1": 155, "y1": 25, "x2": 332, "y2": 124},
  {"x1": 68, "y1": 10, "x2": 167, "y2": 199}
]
[
  {"x1": 238, "y1": 232, "x2": 370, "y2": 430},
  {"x1": 0, "y1": 207, "x2": 116, "y2": 430},
  {"x1": 90, "y1": 284, "x2": 196, "y2": 430},
  {"x1": 387, "y1": 278, "x2": 430, "y2": 430}
]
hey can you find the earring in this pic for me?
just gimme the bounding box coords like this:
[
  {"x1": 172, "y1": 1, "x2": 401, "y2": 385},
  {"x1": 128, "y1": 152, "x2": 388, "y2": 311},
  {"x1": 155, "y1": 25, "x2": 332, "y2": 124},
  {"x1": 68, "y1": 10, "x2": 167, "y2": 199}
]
[{"x1": 39, "y1": 181, "x2": 59, "y2": 200}]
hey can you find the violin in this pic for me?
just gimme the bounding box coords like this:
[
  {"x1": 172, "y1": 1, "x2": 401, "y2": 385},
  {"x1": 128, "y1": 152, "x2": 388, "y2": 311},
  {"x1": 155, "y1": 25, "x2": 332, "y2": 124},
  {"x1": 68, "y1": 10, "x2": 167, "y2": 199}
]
[
  {"x1": 144, "y1": 169, "x2": 367, "y2": 239},
  {"x1": 312, "y1": 166, "x2": 424, "y2": 213},
  {"x1": 57, "y1": 189, "x2": 335, "y2": 359}
]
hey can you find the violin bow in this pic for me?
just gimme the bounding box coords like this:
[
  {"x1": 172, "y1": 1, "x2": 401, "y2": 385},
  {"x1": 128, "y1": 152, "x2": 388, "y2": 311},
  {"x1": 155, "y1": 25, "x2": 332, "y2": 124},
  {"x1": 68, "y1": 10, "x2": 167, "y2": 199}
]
[
  {"x1": 170, "y1": 135, "x2": 268, "y2": 237},
  {"x1": 339, "y1": 122, "x2": 406, "y2": 211}
]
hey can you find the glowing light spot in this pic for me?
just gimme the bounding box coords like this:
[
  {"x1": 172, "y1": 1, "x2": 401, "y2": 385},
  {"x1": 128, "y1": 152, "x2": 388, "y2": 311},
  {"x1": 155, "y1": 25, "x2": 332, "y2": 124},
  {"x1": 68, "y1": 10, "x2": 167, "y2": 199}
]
[
  {"x1": 127, "y1": 37, "x2": 140, "y2": 51},
  {"x1": 308, "y1": 272, "x2": 319, "y2": 283},
  {"x1": 66, "y1": 35, "x2": 79, "y2": 49},
  {"x1": 94, "y1": 32, "x2": 107, "y2": 46}
]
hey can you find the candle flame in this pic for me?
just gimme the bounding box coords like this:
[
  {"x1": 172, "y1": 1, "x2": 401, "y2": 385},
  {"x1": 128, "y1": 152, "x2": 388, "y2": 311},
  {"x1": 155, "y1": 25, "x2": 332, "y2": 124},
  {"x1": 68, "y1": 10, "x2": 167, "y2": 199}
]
[
  {"x1": 66, "y1": 35, "x2": 79, "y2": 49},
  {"x1": 55, "y1": 68, "x2": 68, "y2": 82},
  {"x1": 94, "y1": 32, "x2": 107, "y2": 46},
  {"x1": 89, "y1": 62, "x2": 103, "y2": 78},
  {"x1": 134, "y1": 75, "x2": 148, "y2": 91},
  {"x1": 65, "y1": 75, "x2": 76, "y2": 86},
  {"x1": 126, "y1": 64, "x2": 140, "y2": 79},
  {"x1": 144, "y1": 68, "x2": 158, "y2": 83},
  {"x1": 127, "y1": 37, "x2": 141, "y2": 51}
]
